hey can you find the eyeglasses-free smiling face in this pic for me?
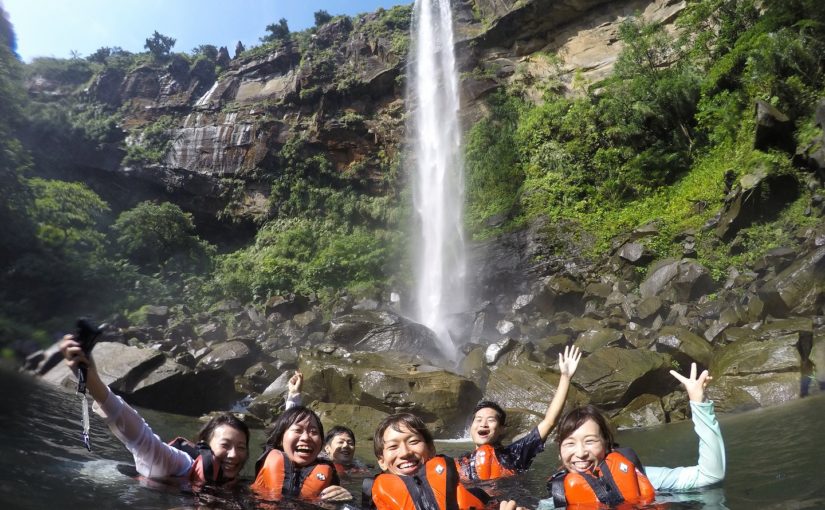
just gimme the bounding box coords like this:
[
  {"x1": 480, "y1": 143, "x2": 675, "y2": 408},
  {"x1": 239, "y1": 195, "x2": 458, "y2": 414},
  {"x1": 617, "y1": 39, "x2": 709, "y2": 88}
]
[
  {"x1": 208, "y1": 424, "x2": 249, "y2": 479},
  {"x1": 559, "y1": 418, "x2": 608, "y2": 473},
  {"x1": 377, "y1": 423, "x2": 433, "y2": 476},
  {"x1": 470, "y1": 407, "x2": 503, "y2": 446},
  {"x1": 325, "y1": 432, "x2": 355, "y2": 465},
  {"x1": 282, "y1": 416, "x2": 323, "y2": 467}
]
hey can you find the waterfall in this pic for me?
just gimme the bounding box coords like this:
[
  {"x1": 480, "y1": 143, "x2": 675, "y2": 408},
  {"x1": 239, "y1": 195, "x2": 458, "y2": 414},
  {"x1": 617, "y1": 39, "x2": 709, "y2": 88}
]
[{"x1": 411, "y1": 0, "x2": 465, "y2": 362}]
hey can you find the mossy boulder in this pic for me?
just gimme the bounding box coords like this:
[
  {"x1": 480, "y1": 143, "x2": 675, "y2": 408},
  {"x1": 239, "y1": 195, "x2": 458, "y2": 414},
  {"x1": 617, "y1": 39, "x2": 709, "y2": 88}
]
[
  {"x1": 612, "y1": 394, "x2": 665, "y2": 429},
  {"x1": 297, "y1": 350, "x2": 481, "y2": 436},
  {"x1": 313, "y1": 402, "x2": 389, "y2": 442},
  {"x1": 575, "y1": 348, "x2": 671, "y2": 407}
]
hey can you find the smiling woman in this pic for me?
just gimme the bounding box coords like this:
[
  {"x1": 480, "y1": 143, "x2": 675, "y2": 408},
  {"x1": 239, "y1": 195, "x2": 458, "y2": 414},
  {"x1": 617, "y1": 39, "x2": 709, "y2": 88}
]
[
  {"x1": 59, "y1": 334, "x2": 251, "y2": 486},
  {"x1": 252, "y1": 405, "x2": 353, "y2": 502}
]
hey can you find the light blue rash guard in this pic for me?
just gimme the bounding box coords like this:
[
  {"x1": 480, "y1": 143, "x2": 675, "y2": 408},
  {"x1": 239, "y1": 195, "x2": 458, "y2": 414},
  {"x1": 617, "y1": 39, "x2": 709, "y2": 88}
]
[{"x1": 536, "y1": 401, "x2": 725, "y2": 509}]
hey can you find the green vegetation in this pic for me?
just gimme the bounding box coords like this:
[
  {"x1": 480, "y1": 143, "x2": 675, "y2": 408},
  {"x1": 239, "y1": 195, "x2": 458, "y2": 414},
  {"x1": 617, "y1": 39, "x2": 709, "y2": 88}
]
[
  {"x1": 123, "y1": 115, "x2": 178, "y2": 165},
  {"x1": 262, "y1": 18, "x2": 290, "y2": 43},
  {"x1": 314, "y1": 10, "x2": 333, "y2": 27},
  {"x1": 3, "y1": 0, "x2": 824, "y2": 350},
  {"x1": 464, "y1": 0, "x2": 825, "y2": 279},
  {"x1": 144, "y1": 31, "x2": 176, "y2": 60},
  {"x1": 112, "y1": 201, "x2": 214, "y2": 272}
]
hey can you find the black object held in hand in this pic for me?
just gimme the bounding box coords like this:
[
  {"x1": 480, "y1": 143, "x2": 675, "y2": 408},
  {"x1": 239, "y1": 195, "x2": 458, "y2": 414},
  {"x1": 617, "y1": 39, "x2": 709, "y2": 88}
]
[{"x1": 75, "y1": 318, "x2": 101, "y2": 395}]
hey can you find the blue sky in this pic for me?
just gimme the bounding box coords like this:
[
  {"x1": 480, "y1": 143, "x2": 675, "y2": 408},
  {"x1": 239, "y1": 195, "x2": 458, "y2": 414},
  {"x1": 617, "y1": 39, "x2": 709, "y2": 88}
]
[{"x1": 2, "y1": 0, "x2": 412, "y2": 62}]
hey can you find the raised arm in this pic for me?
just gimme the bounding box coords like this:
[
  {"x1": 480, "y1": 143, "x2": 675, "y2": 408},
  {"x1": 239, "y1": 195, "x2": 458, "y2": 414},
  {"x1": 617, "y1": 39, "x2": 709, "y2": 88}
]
[
  {"x1": 646, "y1": 363, "x2": 726, "y2": 491},
  {"x1": 286, "y1": 370, "x2": 303, "y2": 409},
  {"x1": 60, "y1": 335, "x2": 109, "y2": 404},
  {"x1": 60, "y1": 335, "x2": 192, "y2": 478},
  {"x1": 537, "y1": 345, "x2": 581, "y2": 441}
]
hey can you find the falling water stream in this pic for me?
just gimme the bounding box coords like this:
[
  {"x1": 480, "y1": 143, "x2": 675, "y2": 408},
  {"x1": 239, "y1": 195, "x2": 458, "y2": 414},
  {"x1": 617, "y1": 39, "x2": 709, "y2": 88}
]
[{"x1": 411, "y1": 0, "x2": 466, "y2": 362}]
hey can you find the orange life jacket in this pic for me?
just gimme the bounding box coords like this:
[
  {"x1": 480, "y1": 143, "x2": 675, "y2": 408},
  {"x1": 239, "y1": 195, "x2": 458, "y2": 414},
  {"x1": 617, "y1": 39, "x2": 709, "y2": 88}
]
[
  {"x1": 167, "y1": 436, "x2": 225, "y2": 485},
  {"x1": 365, "y1": 455, "x2": 489, "y2": 510},
  {"x1": 252, "y1": 447, "x2": 336, "y2": 500},
  {"x1": 547, "y1": 449, "x2": 656, "y2": 509},
  {"x1": 457, "y1": 444, "x2": 517, "y2": 481}
]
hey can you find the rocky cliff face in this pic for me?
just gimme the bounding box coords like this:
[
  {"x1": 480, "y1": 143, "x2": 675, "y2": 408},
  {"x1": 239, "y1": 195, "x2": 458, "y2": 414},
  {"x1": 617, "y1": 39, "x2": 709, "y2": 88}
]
[{"x1": 25, "y1": 0, "x2": 686, "y2": 243}]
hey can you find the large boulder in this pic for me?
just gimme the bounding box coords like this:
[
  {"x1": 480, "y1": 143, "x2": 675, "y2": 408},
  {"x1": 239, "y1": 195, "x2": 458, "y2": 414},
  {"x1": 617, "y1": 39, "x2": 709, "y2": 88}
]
[
  {"x1": 125, "y1": 357, "x2": 240, "y2": 416},
  {"x1": 313, "y1": 402, "x2": 389, "y2": 443},
  {"x1": 326, "y1": 311, "x2": 450, "y2": 366},
  {"x1": 612, "y1": 394, "x2": 666, "y2": 429},
  {"x1": 653, "y1": 326, "x2": 713, "y2": 366},
  {"x1": 715, "y1": 166, "x2": 799, "y2": 241},
  {"x1": 43, "y1": 342, "x2": 239, "y2": 415},
  {"x1": 483, "y1": 347, "x2": 586, "y2": 416},
  {"x1": 758, "y1": 246, "x2": 825, "y2": 317},
  {"x1": 297, "y1": 351, "x2": 481, "y2": 436},
  {"x1": 708, "y1": 372, "x2": 799, "y2": 412},
  {"x1": 575, "y1": 327, "x2": 624, "y2": 353},
  {"x1": 639, "y1": 259, "x2": 716, "y2": 302},
  {"x1": 42, "y1": 341, "x2": 163, "y2": 391},
  {"x1": 710, "y1": 334, "x2": 801, "y2": 378},
  {"x1": 575, "y1": 348, "x2": 671, "y2": 407},
  {"x1": 196, "y1": 340, "x2": 256, "y2": 376}
]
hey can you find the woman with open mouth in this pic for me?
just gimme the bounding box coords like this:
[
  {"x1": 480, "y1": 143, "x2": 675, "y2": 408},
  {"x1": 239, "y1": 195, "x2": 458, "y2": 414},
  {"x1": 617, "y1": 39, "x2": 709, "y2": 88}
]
[{"x1": 252, "y1": 405, "x2": 353, "y2": 502}]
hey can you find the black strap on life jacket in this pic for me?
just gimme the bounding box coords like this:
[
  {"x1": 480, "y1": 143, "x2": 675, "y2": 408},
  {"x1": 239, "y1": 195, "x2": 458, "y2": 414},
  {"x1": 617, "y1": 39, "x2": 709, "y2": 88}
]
[
  {"x1": 254, "y1": 446, "x2": 338, "y2": 497},
  {"x1": 363, "y1": 455, "x2": 482, "y2": 510},
  {"x1": 442, "y1": 455, "x2": 459, "y2": 510},
  {"x1": 169, "y1": 437, "x2": 224, "y2": 483},
  {"x1": 547, "y1": 469, "x2": 569, "y2": 508},
  {"x1": 438, "y1": 454, "x2": 490, "y2": 509},
  {"x1": 546, "y1": 447, "x2": 644, "y2": 508},
  {"x1": 362, "y1": 475, "x2": 377, "y2": 510},
  {"x1": 400, "y1": 463, "x2": 441, "y2": 510},
  {"x1": 582, "y1": 457, "x2": 625, "y2": 506}
]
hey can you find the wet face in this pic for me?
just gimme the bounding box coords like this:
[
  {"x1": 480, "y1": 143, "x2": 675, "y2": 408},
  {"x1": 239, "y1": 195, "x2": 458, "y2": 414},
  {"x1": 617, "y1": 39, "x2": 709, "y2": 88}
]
[
  {"x1": 559, "y1": 418, "x2": 607, "y2": 473},
  {"x1": 282, "y1": 416, "x2": 323, "y2": 467},
  {"x1": 208, "y1": 424, "x2": 249, "y2": 480},
  {"x1": 377, "y1": 423, "x2": 433, "y2": 476},
  {"x1": 324, "y1": 432, "x2": 355, "y2": 465},
  {"x1": 470, "y1": 407, "x2": 502, "y2": 447}
]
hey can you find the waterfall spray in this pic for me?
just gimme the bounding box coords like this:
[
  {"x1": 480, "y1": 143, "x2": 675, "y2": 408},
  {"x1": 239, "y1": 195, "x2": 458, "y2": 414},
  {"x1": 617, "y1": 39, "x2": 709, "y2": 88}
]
[{"x1": 411, "y1": 0, "x2": 465, "y2": 362}]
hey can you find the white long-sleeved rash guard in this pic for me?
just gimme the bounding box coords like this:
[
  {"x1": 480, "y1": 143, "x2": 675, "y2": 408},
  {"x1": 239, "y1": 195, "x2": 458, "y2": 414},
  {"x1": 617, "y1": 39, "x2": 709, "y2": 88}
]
[{"x1": 94, "y1": 386, "x2": 302, "y2": 478}]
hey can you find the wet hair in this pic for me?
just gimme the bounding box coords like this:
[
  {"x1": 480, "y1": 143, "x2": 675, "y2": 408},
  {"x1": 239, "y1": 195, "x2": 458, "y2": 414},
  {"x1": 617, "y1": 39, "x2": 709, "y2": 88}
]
[
  {"x1": 325, "y1": 425, "x2": 356, "y2": 446},
  {"x1": 555, "y1": 405, "x2": 615, "y2": 450},
  {"x1": 373, "y1": 413, "x2": 435, "y2": 459},
  {"x1": 266, "y1": 406, "x2": 324, "y2": 450},
  {"x1": 472, "y1": 400, "x2": 507, "y2": 427},
  {"x1": 197, "y1": 413, "x2": 250, "y2": 449}
]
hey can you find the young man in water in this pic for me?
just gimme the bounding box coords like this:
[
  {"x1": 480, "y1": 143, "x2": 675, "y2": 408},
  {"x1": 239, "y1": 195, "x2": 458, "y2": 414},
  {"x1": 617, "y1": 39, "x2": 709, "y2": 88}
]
[{"x1": 457, "y1": 345, "x2": 581, "y2": 482}]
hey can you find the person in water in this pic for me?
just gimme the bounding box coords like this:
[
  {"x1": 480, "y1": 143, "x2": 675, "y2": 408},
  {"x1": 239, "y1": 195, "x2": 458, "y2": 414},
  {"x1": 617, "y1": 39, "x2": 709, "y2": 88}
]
[
  {"x1": 538, "y1": 362, "x2": 726, "y2": 509},
  {"x1": 364, "y1": 412, "x2": 491, "y2": 510},
  {"x1": 60, "y1": 335, "x2": 249, "y2": 485},
  {"x1": 458, "y1": 345, "x2": 582, "y2": 482},
  {"x1": 252, "y1": 405, "x2": 353, "y2": 501},
  {"x1": 321, "y1": 425, "x2": 369, "y2": 474}
]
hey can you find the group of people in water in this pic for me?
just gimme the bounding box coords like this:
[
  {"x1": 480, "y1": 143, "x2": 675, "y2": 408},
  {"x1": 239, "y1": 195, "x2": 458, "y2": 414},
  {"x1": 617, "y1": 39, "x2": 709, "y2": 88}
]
[{"x1": 60, "y1": 335, "x2": 725, "y2": 509}]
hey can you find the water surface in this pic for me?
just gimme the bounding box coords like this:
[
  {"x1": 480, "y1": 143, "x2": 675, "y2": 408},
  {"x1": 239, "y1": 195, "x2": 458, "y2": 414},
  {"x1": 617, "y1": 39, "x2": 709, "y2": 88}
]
[{"x1": 3, "y1": 367, "x2": 824, "y2": 509}]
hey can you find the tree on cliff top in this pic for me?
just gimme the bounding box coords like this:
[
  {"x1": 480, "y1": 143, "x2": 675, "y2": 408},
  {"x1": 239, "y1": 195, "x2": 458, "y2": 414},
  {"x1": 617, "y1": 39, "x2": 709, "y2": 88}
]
[
  {"x1": 145, "y1": 31, "x2": 176, "y2": 59},
  {"x1": 261, "y1": 18, "x2": 290, "y2": 43},
  {"x1": 314, "y1": 10, "x2": 333, "y2": 27}
]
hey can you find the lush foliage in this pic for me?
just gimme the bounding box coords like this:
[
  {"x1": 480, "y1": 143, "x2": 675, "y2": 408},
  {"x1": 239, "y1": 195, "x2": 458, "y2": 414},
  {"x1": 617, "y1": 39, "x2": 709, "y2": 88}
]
[
  {"x1": 212, "y1": 219, "x2": 395, "y2": 302},
  {"x1": 465, "y1": 0, "x2": 825, "y2": 279},
  {"x1": 112, "y1": 201, "x2": 214, "y2": 272},
  {"x1": 144, "y1": 31, "x2": 176, "y2": 59},
  {"x1": 123, "y1": 115, "x2": 178, "y2": 165},
  {"x1": 262, "y1": 18, "x2": 290, "y2": 43}
]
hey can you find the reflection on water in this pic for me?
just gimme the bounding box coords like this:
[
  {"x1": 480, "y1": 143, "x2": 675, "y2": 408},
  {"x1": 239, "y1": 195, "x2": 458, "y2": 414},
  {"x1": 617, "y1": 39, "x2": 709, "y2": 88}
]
[{"x1": 3, "y1": 366, "x2": 825, "y2": 509}]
